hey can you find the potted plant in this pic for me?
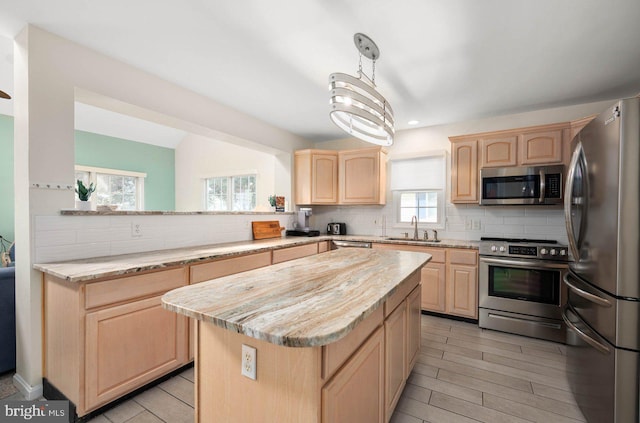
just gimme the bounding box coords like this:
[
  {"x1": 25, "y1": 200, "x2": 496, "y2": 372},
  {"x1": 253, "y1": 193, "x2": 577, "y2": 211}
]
[
  {"x1": 75, "y1": 180, "x2": 95, "y2": 211},
  {"x1": 268, "y1": 195, "x2": 276, "y2": 211}
]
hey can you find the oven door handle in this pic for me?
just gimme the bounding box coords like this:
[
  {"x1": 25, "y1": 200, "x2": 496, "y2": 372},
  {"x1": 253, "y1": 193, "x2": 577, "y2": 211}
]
[
  {"x1": 562, "y1": 306, "x2": 611, "y2": 354},
  {"x1": 479, "y1": 256, "x2": 567, "y2": 270},
  {"x1": 563, "y1": 273, "x2": 612, "y2": 308}
]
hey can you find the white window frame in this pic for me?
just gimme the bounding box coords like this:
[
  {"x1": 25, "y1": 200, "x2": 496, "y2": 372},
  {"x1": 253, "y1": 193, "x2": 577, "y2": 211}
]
[
  {"x1": 389, "y1": 151, "x2": 447, "y2": 230},
  {"x1": 75, "y1": 165, "x2": 146, "y2": 210},
  {"x1": 203, "y1": 172, "x2": 258, "y2": 211}
]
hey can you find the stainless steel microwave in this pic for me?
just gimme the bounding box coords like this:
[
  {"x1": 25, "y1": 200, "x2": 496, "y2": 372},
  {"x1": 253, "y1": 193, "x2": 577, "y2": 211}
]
[{"x1": 480, "y1": 165, "x2": 564, "y2": 205}]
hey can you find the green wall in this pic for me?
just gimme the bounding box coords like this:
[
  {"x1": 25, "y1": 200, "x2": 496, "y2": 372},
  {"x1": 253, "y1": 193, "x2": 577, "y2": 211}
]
[
  {"x1": 75, "y1": 130, "x2": 175, "y2": 210},
  {"x1": 0, "y1": 115, "x2": 14, "y2": 242},
  {"x1": 0, "y1": 116, "x2": 176, "y2": 243}
]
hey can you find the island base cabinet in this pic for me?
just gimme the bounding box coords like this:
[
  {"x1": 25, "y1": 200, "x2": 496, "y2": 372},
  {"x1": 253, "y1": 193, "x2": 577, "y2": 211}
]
[
  {"x1": 196, "y1": 321, "x2": 323, "y2": 423},
  {"x1": 85, "y1": 296, "x2": 188, "y2": 410},
  {"x1": 384, "y1": 304, "x2": 406, "y2": 422},
  {"x1": 323, "y1": 326, "x2": 385, "y2": 423}
]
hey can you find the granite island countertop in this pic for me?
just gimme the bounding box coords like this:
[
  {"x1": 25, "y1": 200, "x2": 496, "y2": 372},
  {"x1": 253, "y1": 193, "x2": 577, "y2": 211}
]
[
  {"x1": 33, "y1": 234, "x2": 478, "y2": 283},
  {"x1": 161, "y1": 248, "x2": 430, "y2": 347}
]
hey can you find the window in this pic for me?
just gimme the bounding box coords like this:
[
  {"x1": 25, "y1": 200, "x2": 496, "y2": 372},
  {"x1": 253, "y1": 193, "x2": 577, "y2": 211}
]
[
  {"x1": 205, "y1": 174, "x2": 256, "y2": 211},
  {"x1": 390, "y1": 153, "x2": 447, "y2": 227},
  {"x1": 75, "y1": 166, "x2": 146, "y2": 211}
]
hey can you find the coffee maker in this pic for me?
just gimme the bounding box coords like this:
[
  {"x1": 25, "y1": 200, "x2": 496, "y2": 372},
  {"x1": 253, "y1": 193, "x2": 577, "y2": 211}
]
[{"x1": 285, "y1": 207, "x2": 320, "y2": 237}]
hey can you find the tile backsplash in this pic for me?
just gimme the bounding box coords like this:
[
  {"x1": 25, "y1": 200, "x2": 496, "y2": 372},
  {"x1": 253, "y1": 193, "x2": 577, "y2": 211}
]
[
  {"x1": 34, "y1": 204, "x2": 568, "y2": 262},
  {"x1": 311, "y1": 204, "x2": 568, "y2": 244},
  {"x1": 34, "y1": 213, "x2": 295, "y2": 263}
]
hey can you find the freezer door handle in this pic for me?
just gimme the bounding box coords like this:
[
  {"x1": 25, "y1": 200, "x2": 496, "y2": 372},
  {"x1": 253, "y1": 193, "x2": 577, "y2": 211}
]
[
  {"x1": 562, "y1": 306, "x2": 611, "y2": 355},
  {"x1": 563, "y1": 273, "x2": 612, "y2": 308}
]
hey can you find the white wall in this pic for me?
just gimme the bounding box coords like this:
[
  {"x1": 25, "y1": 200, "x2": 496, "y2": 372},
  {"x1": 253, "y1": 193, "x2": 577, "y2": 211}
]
[
  {"x1": 310, "y1": 99, "x2": 617, "y2": 243},
  {"x1": 175, "y1": 134, "x2": 281, "y2": 211},
  {"x1": 13, "y1": 25, "x2": 311, "y2": 398}
]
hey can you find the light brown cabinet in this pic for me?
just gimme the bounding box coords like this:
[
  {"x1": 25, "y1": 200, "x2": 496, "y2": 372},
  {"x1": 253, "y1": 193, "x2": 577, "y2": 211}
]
[
  {"x1": 44, "y1": 267, "x2": 189, "y2": 417},
  {"x1": 446, "y1": 249, "x2": 478, "y2": 319},
  {"x1": 480, "y1": 136, "x2": 518, "y2": 168},
  {"x1": 406, "y1": 286, "x2": 421, "y2": 374},
  {"x1": 294, "y1": 147, "x2": 387, "y2": 206},
  {"x1": 450, "y1": 121, "x2": 578, "y2": 204},
  {"x1": 339, "y1": 147, "x2": 387, "y2": 205},
  {"x1": 322, "y1": 326, "x2": 385, "y2": 423},
  {"x1": 373, "y1": 243, "x2": 478, "y2": 320},
  {"x1": 450, "y1": 139, "x2": 478, "y2": 203},
  {"x1": 519, "y1": 129, "x2": 563, "y2": 165},
  {"x1": 85, "y1": 295, "x2": 187, "y2": 410},
  {"x1": 294, "y1": 149, "x2": 339, "y2": 205},
  {"x1": 384, "y1": 300, "x2": 406, "y2": 422}
]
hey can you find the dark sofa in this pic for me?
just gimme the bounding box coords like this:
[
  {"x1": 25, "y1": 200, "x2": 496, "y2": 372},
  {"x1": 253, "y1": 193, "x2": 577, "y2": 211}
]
[{"x1": 0, "y1": 244, "x2": 16, "y2": 373}]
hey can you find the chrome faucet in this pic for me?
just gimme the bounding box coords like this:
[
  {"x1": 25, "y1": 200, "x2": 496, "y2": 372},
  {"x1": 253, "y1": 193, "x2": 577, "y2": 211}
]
[
  {"x1": 432, "y1": 229, "x2": 438, "y2": 242},
  {"x1": 411, "y1": 216, "x2": 418, "y2": 240}
]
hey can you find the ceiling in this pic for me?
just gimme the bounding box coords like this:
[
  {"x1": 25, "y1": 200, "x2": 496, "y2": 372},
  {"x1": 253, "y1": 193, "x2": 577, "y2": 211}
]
[{"x1": 0, "y1": 0, "x2": 639, "y2": 144}]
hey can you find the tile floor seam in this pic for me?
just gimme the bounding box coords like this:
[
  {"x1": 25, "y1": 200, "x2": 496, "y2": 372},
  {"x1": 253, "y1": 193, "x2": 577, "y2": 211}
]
[
  {"x1": 156, "y1": 385, "x2": 194, "y2": 409},
  {"x1": 130, "y1": 399, "x2": 169, "y2": 423}
]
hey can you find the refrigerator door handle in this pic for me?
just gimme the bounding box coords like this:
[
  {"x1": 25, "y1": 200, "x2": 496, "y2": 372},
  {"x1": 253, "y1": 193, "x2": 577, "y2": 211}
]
[
  {"x1": 563, "y1": 273, "x2": 612, "y2": 308},
  {"x1": 562, "y1": 306, "x2": 611, "y2": 355},
  {"x1": 564, "y1": 142, "x2": 586, "y2": 261}
]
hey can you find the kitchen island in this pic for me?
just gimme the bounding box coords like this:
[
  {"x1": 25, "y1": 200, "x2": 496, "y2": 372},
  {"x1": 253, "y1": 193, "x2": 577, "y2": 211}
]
[{"x1": 162, "y1": 248, "x2": 430, "y2": 423}]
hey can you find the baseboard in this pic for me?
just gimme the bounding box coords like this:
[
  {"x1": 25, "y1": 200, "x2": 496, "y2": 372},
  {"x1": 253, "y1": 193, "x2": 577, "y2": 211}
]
[{"x1": 12, "y1": 372, "x2": 43, "y2": 400}]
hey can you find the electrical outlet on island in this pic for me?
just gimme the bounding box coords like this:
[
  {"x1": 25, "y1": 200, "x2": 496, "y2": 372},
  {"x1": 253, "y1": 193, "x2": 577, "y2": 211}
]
[{"x1": 241, "y1": 344, "x2": 257, "y2": 380}]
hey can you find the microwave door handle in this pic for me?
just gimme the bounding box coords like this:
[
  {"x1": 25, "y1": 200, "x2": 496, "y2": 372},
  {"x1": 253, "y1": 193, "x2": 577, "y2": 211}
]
[{"x1": 539, "y1": 169, "x2": 545, "y2": 203}]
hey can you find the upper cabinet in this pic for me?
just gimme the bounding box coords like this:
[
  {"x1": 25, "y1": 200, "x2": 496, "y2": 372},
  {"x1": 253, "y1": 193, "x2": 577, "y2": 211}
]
[
  {"x1": 295, "y1": 147, "x2": 386, "y2": 206},
  {"x1": 294, "y1": 150, "x2": 338, "y2": 205},
  {"x1": 451, "y1": 140, "x2": 478, "y2": 203},
  {"x1": 339, "y1": 147, "x2": 387, "y2": 205},
  {"x1": 449, "y1": 120, "x2": 581, "y2": 204}
]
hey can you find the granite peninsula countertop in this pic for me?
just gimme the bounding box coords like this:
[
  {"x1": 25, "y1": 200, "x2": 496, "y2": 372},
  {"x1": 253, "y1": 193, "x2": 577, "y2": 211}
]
[
  {"x1": 33, "y1": 234, "x2": 478, "y2": 283},
  {"x1": 162, "y1": 248, "x2": 431, "y2": 347}
]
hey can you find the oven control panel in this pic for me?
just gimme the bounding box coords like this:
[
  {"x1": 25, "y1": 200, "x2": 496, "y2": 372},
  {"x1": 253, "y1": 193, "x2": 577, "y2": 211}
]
[{"x1": 480, "y1": 240, "x2": 569, "y2": 261}]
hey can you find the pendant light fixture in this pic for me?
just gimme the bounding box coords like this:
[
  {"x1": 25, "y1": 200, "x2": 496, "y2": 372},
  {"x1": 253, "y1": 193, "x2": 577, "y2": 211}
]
[
  {"x1": 0, "y1": 90, "x2": 10, "y2": 99},
  {"x1": 329, "y1": 33, "x2": 394, "y2": 146}
]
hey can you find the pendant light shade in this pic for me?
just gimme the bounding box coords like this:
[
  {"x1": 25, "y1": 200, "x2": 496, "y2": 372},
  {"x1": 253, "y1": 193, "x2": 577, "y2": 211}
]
[
  {"x1": 0, "y1": 90, "x2": 10, "y2": 100},
  {"x1": 329, "y1": 33, "x2": 394, "y2": 146}
]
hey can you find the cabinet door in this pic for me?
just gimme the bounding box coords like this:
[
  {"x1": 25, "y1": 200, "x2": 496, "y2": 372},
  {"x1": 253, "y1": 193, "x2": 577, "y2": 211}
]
[
  {"x1": 384, "y1": 303, "x2": 406, "y2": 422},
  {"x1": 322, "y1": 326, "x2": 384, "y2": 423},
  {"x1": 519, "y1": 130, "x2": 563, "y2": 165},
  {"x1": 272, "y1": 243, "x2": 318, "y2": 264},
  {"x1": 480, "y1": 136, "x2": 518, "y2": 168},
  {"x1": 421, "y1": 263, "x2": 446, "y2": 313},
  {"x1": 339, "y1": 149, "x2": 384, "y2": 204},
  {"x1": 294, "y1": 150, "x2": 338, "y2": 205},
  {"x1": 312, "y1": 153, "x2": 339, "y2": 203},
  {"x1": 406, "y1": 285, "x2": 421, "y2": 376},
  {"x1": 85, "y1": 295, "x2": 188, "y2": 411},
  {"x1": 451, "y1": 140, "x2": 478, "y2": 203},
  {"x1": 446, "y1": 264, "x2": 478, "y2": 319}
]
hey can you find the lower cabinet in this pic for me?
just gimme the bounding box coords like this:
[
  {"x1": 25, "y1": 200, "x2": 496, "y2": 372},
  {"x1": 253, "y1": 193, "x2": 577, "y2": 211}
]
[
  {"x1": 373, "y1": 243, "x2": 478, "y2": 319},
  {"x1": 44, "y1": 267, "x2": 189, "y2": 417},
  {"x1": 384, "y1": 298, "x2": 407, "y2": 422},
  {"x1": 85, "y1": 295, "x2": 187, "y2": 410},
  {"x1": 322, "y1": 327, "x2": 385, "y2": 423}
]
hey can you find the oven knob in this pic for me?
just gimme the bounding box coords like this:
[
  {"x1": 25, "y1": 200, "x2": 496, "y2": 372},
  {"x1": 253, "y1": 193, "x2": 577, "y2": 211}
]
[
  {"x1": 540, "y1": 248, "x2": 548, "y2": 255},
  {"x1": 559, "y1": 249, "x2": 567, "y2": 256},
  {"x1": 499, "y1": 246, "x2": 506, "y2": 252},
  {"x1": 491, "y1": 245, "x2": 497, "y2": 252},
  {"x1": 550, "y1": 249, "x2": 558, "y2": 256}
]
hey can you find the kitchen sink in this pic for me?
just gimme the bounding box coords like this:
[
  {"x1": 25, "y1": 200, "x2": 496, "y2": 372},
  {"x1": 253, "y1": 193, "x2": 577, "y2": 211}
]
[{"x1": 385, "y1": 237, "x2": 441, "y2": 243}]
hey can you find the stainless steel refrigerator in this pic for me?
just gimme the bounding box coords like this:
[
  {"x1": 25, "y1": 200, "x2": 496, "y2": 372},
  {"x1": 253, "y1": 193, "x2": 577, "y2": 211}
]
[{"x1": 563, "y1": 97, "x2": 640, "y2": 423}]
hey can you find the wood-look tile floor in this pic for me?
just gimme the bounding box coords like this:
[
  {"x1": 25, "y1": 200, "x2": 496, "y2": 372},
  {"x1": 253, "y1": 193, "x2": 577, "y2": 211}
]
[{"x1": 72, "y1": 314, "x2": 586, "y2": 422}]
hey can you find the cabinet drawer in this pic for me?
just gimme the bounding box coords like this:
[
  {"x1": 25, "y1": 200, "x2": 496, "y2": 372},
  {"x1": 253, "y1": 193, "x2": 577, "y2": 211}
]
[
  {"x1": 448, "y1": 249, "x2": 478, "y2": 266},
  {"x1": 85, "y1": 268, "x2": 186, "y2": 309},
  {"x1": 190, "y1": 252, "x2": 271, "y2": 284},
  {"x1": 322, "y1": 306, "x2": 383, "y2": 380},
  {"x1": 272, "y1": 243, "x2": 318, "y2": 264},
  {"x1": 372, "y1": 244, "x2": 446, "y2": 263}
]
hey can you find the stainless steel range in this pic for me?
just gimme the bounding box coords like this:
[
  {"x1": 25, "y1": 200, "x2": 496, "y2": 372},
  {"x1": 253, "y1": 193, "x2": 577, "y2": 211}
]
[{"x1": 479, "y1": 237, "x2": 569, "y2": 343}]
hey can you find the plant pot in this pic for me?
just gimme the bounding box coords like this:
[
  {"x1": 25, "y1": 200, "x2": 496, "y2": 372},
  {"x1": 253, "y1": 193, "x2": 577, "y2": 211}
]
[{"x1": 75, "y1": 201, "x2": 92, "y2": 211}]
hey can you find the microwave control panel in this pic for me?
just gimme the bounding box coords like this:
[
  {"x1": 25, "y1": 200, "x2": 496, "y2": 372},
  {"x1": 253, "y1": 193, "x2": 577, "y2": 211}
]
[{"x1": 545, "y1": 173, "x2": 562, "y2": 198}]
